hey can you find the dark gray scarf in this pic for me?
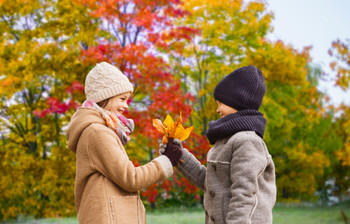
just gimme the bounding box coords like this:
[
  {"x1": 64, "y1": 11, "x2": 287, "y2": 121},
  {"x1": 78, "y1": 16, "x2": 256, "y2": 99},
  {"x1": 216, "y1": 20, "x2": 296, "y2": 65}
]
[{"x1": 206, "y1": 110, "x2": 266, "y2": 145}]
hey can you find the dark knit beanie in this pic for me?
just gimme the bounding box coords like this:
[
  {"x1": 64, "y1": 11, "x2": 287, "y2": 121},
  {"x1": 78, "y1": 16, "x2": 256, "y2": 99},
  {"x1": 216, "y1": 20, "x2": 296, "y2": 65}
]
[{"x1": 214, "y1": 65, "x2": 266, "y2": 111}]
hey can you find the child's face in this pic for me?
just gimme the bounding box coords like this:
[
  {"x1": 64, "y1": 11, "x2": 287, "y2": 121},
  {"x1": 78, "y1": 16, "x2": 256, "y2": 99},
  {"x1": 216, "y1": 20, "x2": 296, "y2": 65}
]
[
  {"x1": 216, "y1": 101, "x2": 238, "y2": 118},
  {"x1": 105, "y1": 92, "x2": 131, "y2": 114}
]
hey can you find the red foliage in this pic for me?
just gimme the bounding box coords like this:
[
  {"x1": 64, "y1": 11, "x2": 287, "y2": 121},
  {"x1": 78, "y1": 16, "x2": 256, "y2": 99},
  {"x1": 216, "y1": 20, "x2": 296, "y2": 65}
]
[
  {"x1": 65, "y1": 80, "x2": 84, "y2": 94},
  {"x1": 75, "y1": 0, "x2": 202, "y2": 205},
  {"x1": 34, "y1": 82, "x2": 83, "y2": 118},
  {"x1": 33, "y1": 97, "x2": 69, "y2": 118},
  {"x1": 141, "y1": 183, "x2": 159, "y2": 203}
]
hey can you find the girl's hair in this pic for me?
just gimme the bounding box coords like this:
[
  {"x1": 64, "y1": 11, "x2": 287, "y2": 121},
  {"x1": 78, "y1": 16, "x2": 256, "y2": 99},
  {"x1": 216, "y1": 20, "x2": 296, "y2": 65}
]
[
  {"x1": 97, "y1": 91, "x2": 131, "y2": 109},
  {"x1": 97, "y1": 98, "x2": 110, "y2": 108}
]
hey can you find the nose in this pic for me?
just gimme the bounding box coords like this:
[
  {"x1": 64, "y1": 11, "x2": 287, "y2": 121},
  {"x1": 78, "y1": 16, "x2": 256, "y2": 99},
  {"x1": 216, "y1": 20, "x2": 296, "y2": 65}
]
[{"x1": 123, "y1": 101, "x2": 128, "y2": 109}]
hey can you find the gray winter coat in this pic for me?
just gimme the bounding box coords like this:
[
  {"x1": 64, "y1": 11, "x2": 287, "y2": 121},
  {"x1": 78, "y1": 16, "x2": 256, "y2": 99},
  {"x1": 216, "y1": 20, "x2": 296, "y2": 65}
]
[{"x1": 178, "y1": 131, "x2": 276, "y2": 224}]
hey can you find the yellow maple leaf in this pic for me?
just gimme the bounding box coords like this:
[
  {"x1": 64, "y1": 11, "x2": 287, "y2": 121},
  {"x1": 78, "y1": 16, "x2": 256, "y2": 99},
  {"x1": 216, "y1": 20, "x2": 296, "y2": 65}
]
[{"x1": 152, "y1": 114, "x2": 193, "y2": 144}]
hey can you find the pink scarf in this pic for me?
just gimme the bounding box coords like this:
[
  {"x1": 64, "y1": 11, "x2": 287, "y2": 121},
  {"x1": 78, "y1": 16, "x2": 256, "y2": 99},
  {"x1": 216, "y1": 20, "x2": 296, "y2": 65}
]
[{"x1": 82, "y1": 100, "x2": 134, "y2": 145}]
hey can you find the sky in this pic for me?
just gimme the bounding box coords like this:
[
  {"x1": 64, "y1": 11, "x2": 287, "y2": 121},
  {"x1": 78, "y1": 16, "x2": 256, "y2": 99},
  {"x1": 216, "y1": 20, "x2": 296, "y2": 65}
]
[{"x1": 266, "y1": 0, "x2": 350, "y2": 106}]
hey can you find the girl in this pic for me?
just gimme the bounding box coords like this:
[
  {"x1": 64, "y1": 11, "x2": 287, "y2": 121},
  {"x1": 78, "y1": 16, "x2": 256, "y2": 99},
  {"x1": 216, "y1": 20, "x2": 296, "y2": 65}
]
[{"x1": 67, "y1": 62, "x2": 182, "y2": 224}]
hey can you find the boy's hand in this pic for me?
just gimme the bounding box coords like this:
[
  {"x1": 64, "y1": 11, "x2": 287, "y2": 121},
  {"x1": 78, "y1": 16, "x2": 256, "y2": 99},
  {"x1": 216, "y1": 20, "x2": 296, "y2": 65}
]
[
  {"x1": 162, "y1": 138, "x2": 183, "y2": 166},
  {"x1": 172, "y1": 138, "x2": 183, "y2": 150},
  {"x1": 159, "y1": 138, "x2": 183, "y2": 154}
]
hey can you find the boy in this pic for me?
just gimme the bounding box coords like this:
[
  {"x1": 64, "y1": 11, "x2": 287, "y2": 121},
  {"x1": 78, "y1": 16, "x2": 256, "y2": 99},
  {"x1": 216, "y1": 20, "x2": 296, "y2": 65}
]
[{"x1": 163, "y1": 65, "x2": 276, "y2": 224}]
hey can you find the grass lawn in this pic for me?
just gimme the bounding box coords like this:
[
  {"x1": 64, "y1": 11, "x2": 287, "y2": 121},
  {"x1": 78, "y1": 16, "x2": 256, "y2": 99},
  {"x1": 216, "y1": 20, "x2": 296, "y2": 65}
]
[
  {"x1": 272, "y1": 203, "x2": 350, "y2": 224},
  {"x1": 4, "y1": 203, "x2": 349, "y2": 224}
]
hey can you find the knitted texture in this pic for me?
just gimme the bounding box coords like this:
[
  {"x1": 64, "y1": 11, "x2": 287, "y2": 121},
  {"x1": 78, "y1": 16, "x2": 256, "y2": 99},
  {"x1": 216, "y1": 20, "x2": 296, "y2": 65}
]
[
  {"x1": 163, "y1": 139, "x2": 183, "y2": 166},
  {"x1": 214, "y1": 65, "x2": 266, "y2": 111},
  {"x1": 206, "y1": 109, "x2": 266, "y2": 144},
  {"x1": 85, "y1": 62, "x2": 133, "y2": 103}
]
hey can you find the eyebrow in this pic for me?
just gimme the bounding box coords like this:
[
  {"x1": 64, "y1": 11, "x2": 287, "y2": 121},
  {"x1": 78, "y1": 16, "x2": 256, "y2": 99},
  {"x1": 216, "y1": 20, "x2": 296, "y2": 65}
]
[{"x1": 120, "y1": 94, "x2": 130, "y2": 98}]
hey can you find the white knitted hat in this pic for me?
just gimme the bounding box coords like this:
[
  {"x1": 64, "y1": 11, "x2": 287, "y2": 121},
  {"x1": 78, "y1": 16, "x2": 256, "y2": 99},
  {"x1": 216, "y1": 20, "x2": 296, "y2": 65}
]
[{"x1": 84, "y1": 62, "x2": 134, "y2": 103}]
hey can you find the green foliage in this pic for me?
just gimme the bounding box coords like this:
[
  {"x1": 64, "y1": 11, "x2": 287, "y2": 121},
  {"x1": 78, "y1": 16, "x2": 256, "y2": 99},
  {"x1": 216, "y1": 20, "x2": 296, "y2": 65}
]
[
  {"x1": 174, "y1": 0, "x2": 350, "y2": 203},
  {"x1": 172, "y1": 0, "x2": 274, "y2": 136},
  {"x1": 0, "y1": 0, "x2": 95, "y2": 220},
  {"x1": 328, "y1": 39, "x2": 350, "y2": 198},
  {"x1": 1, "y1": 0, "x2": 350, "y2": 220}
]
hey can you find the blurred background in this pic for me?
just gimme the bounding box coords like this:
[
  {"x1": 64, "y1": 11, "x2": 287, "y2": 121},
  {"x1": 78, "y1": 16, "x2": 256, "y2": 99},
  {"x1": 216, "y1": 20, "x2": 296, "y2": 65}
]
[{"x1": 0, "y1": 0, "x2": 349, "y2": 222}]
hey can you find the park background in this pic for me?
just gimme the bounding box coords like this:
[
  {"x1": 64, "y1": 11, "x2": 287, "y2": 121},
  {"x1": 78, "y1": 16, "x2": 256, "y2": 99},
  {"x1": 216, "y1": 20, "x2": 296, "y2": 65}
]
[{"x1": 0, "y1": 0, "x2": 349, "y2": 223}]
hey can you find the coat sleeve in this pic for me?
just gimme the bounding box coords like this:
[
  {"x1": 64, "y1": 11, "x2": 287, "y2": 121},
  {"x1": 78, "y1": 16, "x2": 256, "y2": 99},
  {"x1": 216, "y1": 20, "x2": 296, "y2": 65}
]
[
  {"x1": 226, "y1": 136, "x2": 268, "y2": 224},
  {"x1": 176, "y1": 148, "x2": 206, "y2": 191},
  {"x1": 87, "y1": 125, "x2": 173, "y2": 192}
]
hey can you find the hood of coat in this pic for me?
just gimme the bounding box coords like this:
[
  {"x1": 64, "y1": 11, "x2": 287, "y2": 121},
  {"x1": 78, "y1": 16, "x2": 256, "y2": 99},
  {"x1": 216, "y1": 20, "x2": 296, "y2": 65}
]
[{"x1": 66, "y1": 107, "x2": 106, "y2": 153}]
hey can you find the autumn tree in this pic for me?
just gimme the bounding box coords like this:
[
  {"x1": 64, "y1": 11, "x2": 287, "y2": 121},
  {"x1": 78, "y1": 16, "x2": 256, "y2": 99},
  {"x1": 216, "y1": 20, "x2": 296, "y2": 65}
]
[
  {"x1": 243, "y1": 39, "x2": 335, "y2": 199},
  {"x1": 1, "y1": 0, "x2": 349, "y2": 220},
  {"x1": 328, "y1": 39, "x2": 350, "y2": 201},
  {"x1": 172, "y1": 0, "x2": 341, "y2": 202},
  {"x1": 73, "y1": 0, "x2": 200, "y2": 208},
  {"x1": 170, "y1": 3, "x2": 274, "y2": 204},
  {"x1": 0, "y1": 0, "x2": 97, "y2": 219},
  {"x1": 329, "y1": 39, "x2": 350, "y2": 90},
  {"x1": 173, "y1": 0, "x2": 273, "y2": 135}
]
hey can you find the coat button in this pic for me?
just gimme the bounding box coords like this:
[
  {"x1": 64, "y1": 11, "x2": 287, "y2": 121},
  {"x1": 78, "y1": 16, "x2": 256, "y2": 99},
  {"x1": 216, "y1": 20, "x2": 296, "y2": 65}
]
[
  {"x1": 210, "y1": 191, "x2": 215, "y2": 198},
  {"x1": 210, "y1": 215, "x2": 215, "y2": 222},
  {"x1": 212, "y1": 163, "x2": 216, "y2": 171}
]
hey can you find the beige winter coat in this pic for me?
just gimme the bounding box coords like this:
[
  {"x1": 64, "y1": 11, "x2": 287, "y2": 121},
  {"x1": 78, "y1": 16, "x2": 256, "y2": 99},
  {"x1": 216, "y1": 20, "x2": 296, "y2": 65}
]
[
  {"x1": 178, "y1": 131, "x2": 276, "y2": 224},
  {"x1": 66, "y1": 108, "x2": 173, "y2": 224}
]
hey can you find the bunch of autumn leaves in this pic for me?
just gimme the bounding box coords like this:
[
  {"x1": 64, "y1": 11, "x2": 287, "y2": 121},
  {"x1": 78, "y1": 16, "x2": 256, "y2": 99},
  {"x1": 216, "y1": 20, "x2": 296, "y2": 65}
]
[{"x1": 152, "y1": 114, "x2": 193, "y2": 144}]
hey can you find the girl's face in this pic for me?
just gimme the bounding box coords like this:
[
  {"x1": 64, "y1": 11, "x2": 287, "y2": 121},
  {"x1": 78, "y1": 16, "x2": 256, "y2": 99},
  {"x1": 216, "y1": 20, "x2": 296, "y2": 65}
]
[
  {"x1": 105, "y1": 92, "x2": 131, "y2": 114},
  {"x1": 216, "y1": 101, "x2": 238, "y2": 118}
]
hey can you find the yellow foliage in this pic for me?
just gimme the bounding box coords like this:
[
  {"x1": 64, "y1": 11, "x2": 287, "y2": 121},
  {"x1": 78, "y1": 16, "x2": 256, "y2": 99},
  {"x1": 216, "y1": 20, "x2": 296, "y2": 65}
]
[
  {"x1": 336, "y1": 142, "x2": 350, "y2": 166},
  {"x1": 245, "y1": 39, "x2": 310, "y2": 86},
  {"x1": 335, "y1": 105, "x2": 350, "y2": 167},
  {"x1": 153, "y1": 114, "x2": 193, "y2": 144},
  {"x1": 0, "y1": 0, "x2": 94, "y2": 219}
]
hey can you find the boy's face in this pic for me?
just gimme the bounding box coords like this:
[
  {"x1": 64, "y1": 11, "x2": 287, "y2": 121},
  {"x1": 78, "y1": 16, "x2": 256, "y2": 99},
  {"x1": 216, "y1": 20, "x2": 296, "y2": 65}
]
[
  {"x1": 105, "y1": 92, "x2": 131, "y2": 114},
  {"x1": 216, "y1": 101, "x2": 238, "y2": 118}
]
